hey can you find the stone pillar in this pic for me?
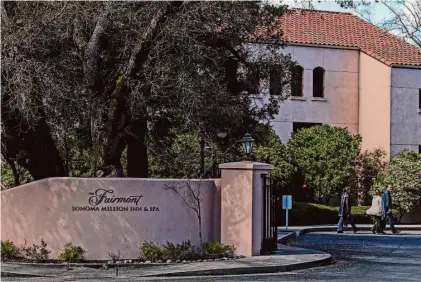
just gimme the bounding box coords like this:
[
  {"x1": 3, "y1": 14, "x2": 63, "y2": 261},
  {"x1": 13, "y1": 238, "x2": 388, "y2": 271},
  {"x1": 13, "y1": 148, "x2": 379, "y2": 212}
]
[{"x1": 219, "y1": 161, "x2": 274, "y2": 257}]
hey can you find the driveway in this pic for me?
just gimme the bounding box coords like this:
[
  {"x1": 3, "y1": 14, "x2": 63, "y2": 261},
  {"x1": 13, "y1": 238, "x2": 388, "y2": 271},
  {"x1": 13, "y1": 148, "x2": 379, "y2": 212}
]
[{"x1": 3, "y1": 230, "x2": 421, "y2": 282}]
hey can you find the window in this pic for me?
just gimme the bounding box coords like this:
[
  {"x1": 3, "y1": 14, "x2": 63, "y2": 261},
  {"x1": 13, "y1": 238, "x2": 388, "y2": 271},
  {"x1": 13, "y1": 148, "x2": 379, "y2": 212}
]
[
  {"x1": 246, "y1": 64, "x2": 260, "y2": 94},
  {"x1": 293, "y1": 122, "x2": 322, "y2": 133},
  {"x1": 419, "y1": 89, "x2": 421, "y2": 110},
  {"x1": 291, "y1": 65, "x2": 304, "y2": 97},
  {"x1": 313, "y1": 67, "x2": 325, "y2": 98},
  {"x1": 419, "y1": 145, "x2": 421, "y2": 154},
  {"x1": 270, "y1": 65, "x2": 282, "y2": 95}
]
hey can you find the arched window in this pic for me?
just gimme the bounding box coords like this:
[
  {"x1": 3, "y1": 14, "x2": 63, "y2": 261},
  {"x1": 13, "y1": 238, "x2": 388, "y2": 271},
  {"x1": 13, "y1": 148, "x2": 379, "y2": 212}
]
[
  {"x1": 291, "y1": 65, "x2": 304, "y2": 97},
  {"x1": 313, "y1": 67, "x2": 325, "y2": 98},
  {"x1": 246, "y1": 64, "x2": 260, "y2": 94},
  {"x1": 270, "y1": 64, "x2": 282, "y2": 95}
]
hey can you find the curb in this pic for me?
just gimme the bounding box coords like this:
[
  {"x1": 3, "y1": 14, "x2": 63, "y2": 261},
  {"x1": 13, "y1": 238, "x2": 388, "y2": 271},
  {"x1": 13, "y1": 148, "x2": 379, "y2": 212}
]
[
  {"x1": 277, "y1": 232, "x2": 299, "y2": 244},
  {"x1": 279, "y1": 225, "x2": 421, "y2": 236},
  {"x1": 1, "y1": 272, "x2": 48, "y2": 278},
  {"x1": 143, "y1": 255, "x2": 333, "y2": 277},
  {"x1": 1, "y1": 262, "x2": 173, "y2": 269}
]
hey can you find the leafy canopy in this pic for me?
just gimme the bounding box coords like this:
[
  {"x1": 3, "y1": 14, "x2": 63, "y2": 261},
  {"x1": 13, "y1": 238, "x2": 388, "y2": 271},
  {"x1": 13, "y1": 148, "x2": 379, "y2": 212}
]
[
  {"x1": 287, "y1": 124, "x2": 362, "y2": 203},
  {"x1": 373, "y1": 149, "x2": 421, "y2": 217}
]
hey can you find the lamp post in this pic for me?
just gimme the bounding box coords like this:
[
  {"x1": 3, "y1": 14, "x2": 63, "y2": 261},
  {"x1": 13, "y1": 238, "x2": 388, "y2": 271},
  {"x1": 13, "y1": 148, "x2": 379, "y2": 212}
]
[{"x1": 240, "y1": 133, "x2": 254, "y2": 161}]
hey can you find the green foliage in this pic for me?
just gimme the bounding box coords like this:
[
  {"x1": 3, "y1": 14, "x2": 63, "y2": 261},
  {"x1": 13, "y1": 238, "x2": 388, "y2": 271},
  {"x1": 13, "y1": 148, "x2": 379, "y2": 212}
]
[
  {"x1": 1, "y1": 240, "x2": 21, "y2": 261},
  {"x1": 139, "y1": 241, "x2": 164, "y2": 262},
  {"x1": 149, "y1": 131, "x2": 202, "y2": 179},
  {"x1": 1, "y1": 160, "x2": 33, "y2": 190},
  {"x1": 254, "y1": 128, "x2": 295, "y2": 188},
  {"x1": 21, "y1": 239, "x2": 51, "y2": 262},
  {"x1": 287, "y1": 125, "x2": 362, "y2": 203},
  {"x1": 202, "y1": 240, "x2": 236, "y2": 259},
  {"x1": 283, "y1": 202, "x2": 398, "y2": 226},
  {"x1": 373, "y1": 149, "x2": 421, "y2": 220},
  {"x1": 162, "y1": 240, "x2": 196, "y2": 261},
  {"x1": 59, "y1": 243, "x2": 86, "y2": 263},
  {"x1": 348, "y1": 148, "x2": 388, "y2": 206}
]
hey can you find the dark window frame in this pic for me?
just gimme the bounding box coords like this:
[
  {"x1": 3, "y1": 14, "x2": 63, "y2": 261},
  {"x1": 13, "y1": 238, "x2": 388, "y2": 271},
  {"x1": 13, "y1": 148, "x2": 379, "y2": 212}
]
[
  {"x1": 418, "y1": 89, "x2": 421, "y2": 110},
  {"x1": 246, "y1": 64, "x2": 260, "y2": 94},
  {"x1": 313, "y1": 67, "x2": 325, "y2": 98},
  {"x1": 270, "y1": 65, "x2": 282, "y2": 96},
  {"x1": 292, "y1": 122, "x2": 322, "y2": 133},
  {"x1": 291, "y1": 65, "x2": 304, "y2": 97}
]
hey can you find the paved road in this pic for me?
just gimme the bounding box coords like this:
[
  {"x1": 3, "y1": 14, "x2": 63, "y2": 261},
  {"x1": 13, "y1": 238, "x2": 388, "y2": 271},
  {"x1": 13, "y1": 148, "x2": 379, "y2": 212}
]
[{"x1": 3, "y1": 230, "x2": 421, "y2": 282}]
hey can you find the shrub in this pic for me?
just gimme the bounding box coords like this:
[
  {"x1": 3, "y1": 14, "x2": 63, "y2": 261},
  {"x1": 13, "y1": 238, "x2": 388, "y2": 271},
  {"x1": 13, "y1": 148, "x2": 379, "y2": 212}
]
[
  {"x1": 372, "y1": 149, "x2": 421, "y2": 222},
  {"x1": 139, "y1": 242, "x2": 164, "y2": 262},
  {"x1": 278, "y1": 202, "x2": 398, "y2": 226},
  {"x1": 1, "y1": 240, "x2": 21, "y2": 261},
  {"x1": 287, "y1": 124, "x2": 362, "y2": 203},
  {"x1": 202, "y1": 240, "x2": 236, "y2": 259},
  {"x1": 59, "y1": 243, "x2": 86, "y2": 263},
  {"x1": 108, "y1": 250, "x2": 121, "y2": 263},
  {"x1": 162, "y1": 240, "x2": 196, "y2": 261},
  {"x1": 21, "y1": 239, "x2": 51, "y2": 262}
]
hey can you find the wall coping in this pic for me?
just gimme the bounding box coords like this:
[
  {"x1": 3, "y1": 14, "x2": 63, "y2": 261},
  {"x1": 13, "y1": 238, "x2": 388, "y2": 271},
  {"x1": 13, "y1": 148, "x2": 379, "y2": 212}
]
[{"x1": 219, "y1": 161, "x2": 274, "y2": 170}]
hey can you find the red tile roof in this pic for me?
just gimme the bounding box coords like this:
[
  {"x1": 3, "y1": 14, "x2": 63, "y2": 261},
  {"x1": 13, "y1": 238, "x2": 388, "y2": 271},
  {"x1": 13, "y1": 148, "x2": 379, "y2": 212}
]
[{"x1": 277, "y1": 9, "x2": 421, "y2": 67}]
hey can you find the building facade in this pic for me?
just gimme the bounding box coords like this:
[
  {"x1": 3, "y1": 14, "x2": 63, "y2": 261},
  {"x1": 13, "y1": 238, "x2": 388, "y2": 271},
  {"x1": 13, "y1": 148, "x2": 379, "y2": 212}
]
[{"x1": 266, "y1": 9, "x2": 421, "y2": 157}]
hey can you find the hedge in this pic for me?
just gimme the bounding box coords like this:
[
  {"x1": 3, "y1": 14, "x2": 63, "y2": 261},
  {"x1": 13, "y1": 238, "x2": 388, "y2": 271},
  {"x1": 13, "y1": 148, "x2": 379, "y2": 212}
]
[{"x1": 277, "y1": 202, "x2": 398, "y2": 226}]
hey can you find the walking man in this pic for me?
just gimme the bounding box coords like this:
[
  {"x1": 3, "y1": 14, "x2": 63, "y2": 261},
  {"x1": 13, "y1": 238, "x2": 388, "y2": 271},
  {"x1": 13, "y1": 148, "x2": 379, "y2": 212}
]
[
  {"x1": 337, "y1": 187, "x2": 359, "y2": 233},
  {"x1": 382, "y1": 184, "x2": 400, "y2": 234}
]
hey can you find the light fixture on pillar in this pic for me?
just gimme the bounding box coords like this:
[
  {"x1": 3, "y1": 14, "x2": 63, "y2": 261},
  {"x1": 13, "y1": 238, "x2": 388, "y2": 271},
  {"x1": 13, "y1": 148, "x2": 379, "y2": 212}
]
[{"x1": 240, "y1": 133, "x2": 254, "y2": 161}]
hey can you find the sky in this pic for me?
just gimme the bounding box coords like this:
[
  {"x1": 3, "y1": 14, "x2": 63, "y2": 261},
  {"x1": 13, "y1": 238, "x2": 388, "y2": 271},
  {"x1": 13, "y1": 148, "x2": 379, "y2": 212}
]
[
  {"x1": 266, "y1": 0, "x2": 420, "y2": 46},
  {"x1": 270, "y1": 0, "x2": 394, "y2": 25}
]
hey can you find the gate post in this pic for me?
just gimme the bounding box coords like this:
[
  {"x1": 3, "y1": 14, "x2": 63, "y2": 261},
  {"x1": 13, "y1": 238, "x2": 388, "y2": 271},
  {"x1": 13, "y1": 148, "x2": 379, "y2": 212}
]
[{"x1": 219, "y1": 161, "x2": 274, "y2": 256}]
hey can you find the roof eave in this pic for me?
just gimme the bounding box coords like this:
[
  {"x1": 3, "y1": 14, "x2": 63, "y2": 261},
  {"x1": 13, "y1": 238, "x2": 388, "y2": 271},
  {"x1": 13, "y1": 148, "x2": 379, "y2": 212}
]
[
  {"x1": 390, "y1": 64, "x2": 421, "y2": 69},
  {"x1": 286, "y1": 42, "x2": 360, "y2": 51}
]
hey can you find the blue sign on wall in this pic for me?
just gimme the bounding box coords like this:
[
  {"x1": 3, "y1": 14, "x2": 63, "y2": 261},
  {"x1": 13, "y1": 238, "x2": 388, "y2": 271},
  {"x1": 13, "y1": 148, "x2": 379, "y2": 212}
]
[{"x1": 282, "y1": 195, "x2": 292, "y2": 210}]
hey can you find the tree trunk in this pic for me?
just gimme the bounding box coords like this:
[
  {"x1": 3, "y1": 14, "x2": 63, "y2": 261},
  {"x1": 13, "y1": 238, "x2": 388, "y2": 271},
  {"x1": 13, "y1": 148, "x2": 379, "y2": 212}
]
[
  {"x1": 101, "y1": 2, "x2": 184, "y2": 176},
  {"x1": 102, "y1": 76, "x2": 128, "y2": 175},
  {"x1": 127, "y1": 119, "x2": 148, "y2": 177},
  {"x1": 199, "y1": 132, "x2": 205, "y2": 177},
  {"x1": 5, "y1": 158, "x2": 20, "y2": 187},
  {"x1": 2, "y1": 115, "x2": 66, "y2": 180}
]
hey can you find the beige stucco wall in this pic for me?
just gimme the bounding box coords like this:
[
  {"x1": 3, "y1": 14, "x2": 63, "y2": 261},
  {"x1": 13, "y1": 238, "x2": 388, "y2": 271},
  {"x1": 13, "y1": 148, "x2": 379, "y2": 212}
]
[
  {"x1": 1, "y1": 178, "x2": 219, "y2": 260},
  {"x1": 359, "y1": 53, "x2": 391, "y2": 157},
  {"x1": 219, "y1": 162, "x2": 273, "y2": 257},
  {"x1": 270, "y1": 46, "x2": 360, "y2": 143}
]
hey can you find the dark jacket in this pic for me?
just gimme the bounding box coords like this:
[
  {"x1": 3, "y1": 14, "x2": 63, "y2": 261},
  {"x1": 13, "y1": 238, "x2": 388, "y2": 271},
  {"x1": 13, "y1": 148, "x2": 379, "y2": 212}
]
[
  {"x1": 382, "y1": 190, "x2": 392, "y2": 213},
  {"x1": 339, "y1": 192, "x2": 351, "y2": 217}
]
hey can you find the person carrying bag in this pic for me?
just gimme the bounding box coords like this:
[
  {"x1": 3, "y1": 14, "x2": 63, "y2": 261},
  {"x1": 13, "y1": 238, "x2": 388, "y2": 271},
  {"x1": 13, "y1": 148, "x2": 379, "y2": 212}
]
[{"x1": 366, "y1": 191, "x2": 385, "y2": 234}]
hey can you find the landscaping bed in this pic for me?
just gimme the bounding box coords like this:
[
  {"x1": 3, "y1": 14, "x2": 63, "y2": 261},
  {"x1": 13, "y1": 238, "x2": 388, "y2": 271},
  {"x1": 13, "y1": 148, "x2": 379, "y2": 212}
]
[{"x1": 1, "y1": 239, "x2": 239, "y2": 266}]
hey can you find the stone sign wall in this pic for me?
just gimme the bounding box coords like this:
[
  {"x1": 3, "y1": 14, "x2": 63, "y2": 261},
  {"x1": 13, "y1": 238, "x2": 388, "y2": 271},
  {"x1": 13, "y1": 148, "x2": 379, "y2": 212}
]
[{"x1": 1, "y1": 177, "x2": 219, "y2": 260}]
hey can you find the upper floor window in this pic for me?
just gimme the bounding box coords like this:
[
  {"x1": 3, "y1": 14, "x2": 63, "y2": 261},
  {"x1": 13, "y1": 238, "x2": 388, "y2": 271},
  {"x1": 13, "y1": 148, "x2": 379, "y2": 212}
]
[
  {"x1": 246, "y1": 64, "x2": 260, "y2": 94},
  {"x1": 418, "y1": 89, "x2": 421, "y2": 110},
  {"x1": 313, "y1": 67, "x2": 325, "y2": 98},
  {"x1": 291, "y1": 65, "x2": 304, "y2": 97},
  {"x1": 270, "y1": 65, "x2": 282, "y2": 96}
]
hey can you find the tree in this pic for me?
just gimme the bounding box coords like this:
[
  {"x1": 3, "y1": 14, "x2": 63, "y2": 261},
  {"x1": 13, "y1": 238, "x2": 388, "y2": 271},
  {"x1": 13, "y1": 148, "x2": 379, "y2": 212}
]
[
  {"x1": 372, "y1": 149, "x2": 421, "y2": 222},
  {"x1": 355, "y1": 0, "x2": 421, "y2": 48},
  {"x1": 348, "y1": 148, "x2": 388, "y2": 206},
  {"x1": 254, "y1": 127, "x2": 295, "y2": 190},
  {"x1": 1, "y1": 1, "x2": 294, "y2": 181},
  {"x1": 287, "y1": 125, "x2": 361, "y2": 204},
  {"x1": 165, "y1": 180, "x2": 205, "y2": 254}
]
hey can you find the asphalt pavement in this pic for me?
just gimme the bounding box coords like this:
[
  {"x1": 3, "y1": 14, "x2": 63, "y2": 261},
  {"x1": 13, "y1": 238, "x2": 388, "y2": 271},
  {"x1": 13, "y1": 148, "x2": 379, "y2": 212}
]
[{"x1": 2, "y1": 230, "x2": 421, "y2": 282}]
